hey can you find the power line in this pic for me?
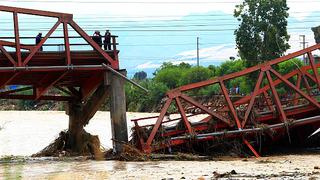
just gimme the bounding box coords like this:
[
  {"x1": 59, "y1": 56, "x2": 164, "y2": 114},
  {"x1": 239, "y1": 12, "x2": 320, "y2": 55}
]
[
  {"x1": 1, "y1": 0, "x2": 320, "y2": 3},
  {"x1": 0, "y1": 26, "x2": 316, "y2": 32},
  {"x1": 1, "y1": 20, "x2": 319, "y2": 28},
  {"x1": 1, "y1": 10, "x2": 320, "y2": 20}
]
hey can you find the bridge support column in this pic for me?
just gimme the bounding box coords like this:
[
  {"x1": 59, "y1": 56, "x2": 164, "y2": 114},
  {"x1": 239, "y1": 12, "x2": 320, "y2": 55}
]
[
  {"x1": 109, "y1": 70, "x2": 128, "y2": 153},
  {"x1": 67, "y1": 100, "x2": 85, "y2": 152},
  {"x1": 66, "y1": 83, "x2": 109, "y2": 153}
]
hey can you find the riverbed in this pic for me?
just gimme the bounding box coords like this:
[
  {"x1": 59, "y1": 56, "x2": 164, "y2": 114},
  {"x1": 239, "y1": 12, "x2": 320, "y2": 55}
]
[{"x1": 0, "y1": 111, "x2": 319, "y2": 179}]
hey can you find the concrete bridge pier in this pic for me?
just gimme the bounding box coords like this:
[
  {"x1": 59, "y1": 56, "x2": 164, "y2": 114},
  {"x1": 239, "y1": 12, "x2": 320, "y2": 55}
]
[
  {"x1": 66, "y1": 70, "x2": 128, "y2": 154},
  {"x1": 109, "y1": 70, "x2": 128, "y2": 153}
]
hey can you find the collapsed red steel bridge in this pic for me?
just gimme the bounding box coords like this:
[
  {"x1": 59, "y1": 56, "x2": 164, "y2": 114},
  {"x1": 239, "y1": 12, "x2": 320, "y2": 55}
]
[{"x1": 132, "y1": 44, "x2": 320, "y2": 157}]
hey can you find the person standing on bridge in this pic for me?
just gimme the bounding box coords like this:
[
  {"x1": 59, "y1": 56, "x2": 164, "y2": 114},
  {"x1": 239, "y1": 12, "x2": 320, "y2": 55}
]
[
  {"x1": 104, "y1": 30, "x2": 112, "y2": 51},
  {"x1": 92, "y1": 30, "x2": 102, "y2": 48},
  {"x1": 35, "y1": 33, "x2": 43, "y2": 51}
]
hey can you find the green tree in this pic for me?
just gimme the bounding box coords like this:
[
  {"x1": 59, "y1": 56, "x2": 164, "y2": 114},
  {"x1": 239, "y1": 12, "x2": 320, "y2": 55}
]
[
  {"x1": 181, "y1": 66, "x2": 212, "y2": 85},
  {"x1": 234, "y1": 0, "x2": 290, "y2": 67},
  {"x1": 133, "y1": 71, "x2": 147, "y2": 80}
]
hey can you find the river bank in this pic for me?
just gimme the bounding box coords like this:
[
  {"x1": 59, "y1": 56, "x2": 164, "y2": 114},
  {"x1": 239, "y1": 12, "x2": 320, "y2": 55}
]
[{"x1": 0, "y1": 154, "x2": 319, "y2": 179}]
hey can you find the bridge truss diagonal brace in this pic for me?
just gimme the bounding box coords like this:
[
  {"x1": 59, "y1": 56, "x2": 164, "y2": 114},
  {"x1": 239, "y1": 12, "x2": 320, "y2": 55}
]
[
  {"x1": 35, "y1": 71, "x2": 68, "y2": 100},
  {"x1": 265, "y1": 70, "x2": 287, "y2": 122},
  {"x1": 175, "y1": 97, "x2": 193, "y2": 133},
  {"x1": 307, "y1": 52, "x2": 320, "y2": 90},
  {"x1": 179, "y1": 93, "x2": 231, "y2": 126},
  {"x1": 23, "y1": 20, "x2": 62, "y2": 66},
  {"x1": 69, "y1": 20, "x2": 118, "y2": 69},
  {"x1": 0, "y1": 45, "x2": 17, "y2": 66},
  {"x1": 219, "y1": 80, "x2": 242, "y2": 129},
  {"x1": 270, "y1": 69, "x2": 320, "y2": 109},
  {"x1": 0, "y1": 72, "x2": 21, "y2": 89},
  {"x1": 145, "y1": 98, "x2": 173, "y2": 152},
  {"x1": 242, "y1": 71, "x2": 265, "y2": 128}
]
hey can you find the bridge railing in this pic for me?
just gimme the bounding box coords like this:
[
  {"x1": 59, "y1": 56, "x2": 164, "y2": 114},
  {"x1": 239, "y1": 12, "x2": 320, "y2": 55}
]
[
  {"x1": 0, "y1": 35, "x2": 119, "y2": 52},
  {"x1": 0, "y1": 5, "x2": 119, "y2": 69}
]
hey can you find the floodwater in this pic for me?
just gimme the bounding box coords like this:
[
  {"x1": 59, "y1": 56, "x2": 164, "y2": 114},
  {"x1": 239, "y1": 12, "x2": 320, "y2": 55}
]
[
  {"x1": 0, "y1": 111, "x2": 160, "y2": 156},
  {"x1": 0, "y1": 111, "x2": 320, "y2": 179}
]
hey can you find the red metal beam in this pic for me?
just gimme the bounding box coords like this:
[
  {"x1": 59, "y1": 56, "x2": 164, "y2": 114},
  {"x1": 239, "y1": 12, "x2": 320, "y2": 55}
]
[
  {"x1": 0, "y1": 45, "x2": 17, "y2": 66},
  {"x1": 63, "y1": 22, "x2": 72, "y2": 65},
  {"x1": 145, "y1": 98, "x2": 173, "y2": 152},
  {"x1": 23, "y1": 20, "x2": 62, "y2": 66},
  {"x1": 242, "y1": 71, "x2": 264, "y2": 128},
  {"x1": 180, "y1": 93, "x2": 231, "y2": 126},
  {"x1": 176, "y1": 44, "x2": 320, "y2": 93},
  {"x1": 0, "y1": 72, "x2": 21, "y2": 88},
  {"x1": 266, "y1": 70, "x2": 287, "y2": 122},
  {"x1": 13, "y1": 12, "x2": 22, "y2": 66},
  {"x1": 80, "y1": 72, "x2": 104, "y2": 100},
  {"x1": 0, "y1": 5, "x2": 72, "y2": 18},
  {"x1": 293, "y1": 74, "x2": 302, "y2": 105},
  {"x1": 270, "y1": 68, "x2": 320, "y2": 109},
  {"x1": 219, "y1": 80, "x2": 242, "y2": 129},
  {"x1": 0, "y1": 40, "x2": 33, "y2": 51},
  {"x1": 35, "y1": 71, "x2": 68, "y2": 99},
  {"x1": 175, "y1": 97, "x2": 193, "y2": 133},
  {"x1": 243, "y1": 138, "x2": 260, "y2": 158},
  {"x1": 69, "y1": 20, "x2": 119, "y2": 69},
  {"x1": 308, "y1": 52, "x2": 320, "y2": 90}
]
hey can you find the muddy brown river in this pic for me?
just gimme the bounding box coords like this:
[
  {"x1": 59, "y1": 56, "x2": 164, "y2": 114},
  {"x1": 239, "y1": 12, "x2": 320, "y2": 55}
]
[{"x1": 0, "y1": 111, "x2": 319, "y2": 179}]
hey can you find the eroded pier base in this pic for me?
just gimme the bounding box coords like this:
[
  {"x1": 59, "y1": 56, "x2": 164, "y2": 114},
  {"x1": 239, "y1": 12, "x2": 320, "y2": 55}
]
[{"x1": 66, "y1": 70, "x2": 128, "y2": 154}]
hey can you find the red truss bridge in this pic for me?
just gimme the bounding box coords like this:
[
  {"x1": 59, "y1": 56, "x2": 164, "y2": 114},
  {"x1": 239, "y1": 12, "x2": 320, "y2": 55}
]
[
  {"x1": 132, "y1": 44, "x2": 320, "y2": 157},
  {"x1": 0, "y1": 5, "x2": 125, "y2": 101}
]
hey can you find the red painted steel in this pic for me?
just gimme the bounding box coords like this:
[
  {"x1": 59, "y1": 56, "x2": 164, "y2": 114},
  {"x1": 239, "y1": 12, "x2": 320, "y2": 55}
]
[
  {"x1": 0, "y1": 5, "x2": 119, "y2": 101},
  {"x1": 132, "y1": 44, "x2": 320, "y2": 157}
]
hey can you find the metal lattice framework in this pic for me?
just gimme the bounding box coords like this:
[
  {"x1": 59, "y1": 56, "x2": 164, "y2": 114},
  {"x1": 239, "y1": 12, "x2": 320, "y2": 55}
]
[
  {"x1": 0, "y1": 5, "x2": 120, "y2": 101},
  {"x1": 133, "y1": 44, "x2": 320, "y2": 157}
]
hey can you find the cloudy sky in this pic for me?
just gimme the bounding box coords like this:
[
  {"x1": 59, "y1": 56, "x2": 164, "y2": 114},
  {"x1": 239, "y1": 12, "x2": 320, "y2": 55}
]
[{"x1": 0, "y1": 0, "x2": 320, "y2": 76}]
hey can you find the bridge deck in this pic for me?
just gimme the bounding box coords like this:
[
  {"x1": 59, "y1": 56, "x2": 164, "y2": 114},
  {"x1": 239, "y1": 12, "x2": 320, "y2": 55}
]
[{"x1": 0, "y1": 50, "x2": 119, "y2": 101}]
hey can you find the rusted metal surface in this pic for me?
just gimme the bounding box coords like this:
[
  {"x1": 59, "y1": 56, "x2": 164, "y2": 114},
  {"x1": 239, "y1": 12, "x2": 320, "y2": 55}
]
[
  {"x1": 132, "y1": 44, "x2": 320, "y2": 156},
  {"x1": 0, "y1": 5, "x2": 120, "y2": 101}
]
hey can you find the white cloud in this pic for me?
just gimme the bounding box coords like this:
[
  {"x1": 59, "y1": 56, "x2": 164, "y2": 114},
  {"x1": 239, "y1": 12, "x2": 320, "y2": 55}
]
[
  {"x1": 174, "y1": 44, "x2": 237, "y2": 62},
  {"x1": 287, "y1": 1, "x2": 320, "y2": 20},
  {"x1": 135, "y1": 61, "x2": 161, "y2": 69}
]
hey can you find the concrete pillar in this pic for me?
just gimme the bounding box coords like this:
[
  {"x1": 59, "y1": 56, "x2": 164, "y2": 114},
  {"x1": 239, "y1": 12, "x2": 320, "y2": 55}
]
[
  {"x1": 109, "y1": 70, "x2": 128, "y2": 153},
  {"x1": 67, "y1": 100, "x2": 84, "y2": 152}
]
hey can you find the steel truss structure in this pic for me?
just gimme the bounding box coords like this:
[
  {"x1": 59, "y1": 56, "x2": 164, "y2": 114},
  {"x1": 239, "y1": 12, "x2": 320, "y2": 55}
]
[
  {"x1": 133, "y1": 44, "x2": 320, "y2": 157},
  {"x1": 0, "y1": 5, "x2": 120, "y2": 101}
]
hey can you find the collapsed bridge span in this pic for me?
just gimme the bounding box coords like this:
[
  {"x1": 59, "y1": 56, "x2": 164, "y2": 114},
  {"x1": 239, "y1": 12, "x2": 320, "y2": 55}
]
[{"x1": 132, "y1": 43, "x2": 320, "y2": 157}]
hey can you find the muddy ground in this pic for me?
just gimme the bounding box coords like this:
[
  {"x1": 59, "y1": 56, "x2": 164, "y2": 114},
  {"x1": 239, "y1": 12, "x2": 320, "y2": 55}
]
[{"x1": 0, "y1": 153, "x2": 319, "y2": 179}]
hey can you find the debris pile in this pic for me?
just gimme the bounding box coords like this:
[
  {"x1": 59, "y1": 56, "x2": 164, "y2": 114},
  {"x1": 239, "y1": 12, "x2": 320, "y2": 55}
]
[{"x1": 33, "y1": 130, "x2": 103, "y2": 159}]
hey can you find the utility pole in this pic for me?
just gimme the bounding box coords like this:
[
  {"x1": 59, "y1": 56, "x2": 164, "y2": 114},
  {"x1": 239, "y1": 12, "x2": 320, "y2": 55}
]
[
  {"x1": 300, "y1": 35, "x2": 307, "y2": 64},
  {"x1": 197, "y1": 37, "x2": 199, "y2": 67}
]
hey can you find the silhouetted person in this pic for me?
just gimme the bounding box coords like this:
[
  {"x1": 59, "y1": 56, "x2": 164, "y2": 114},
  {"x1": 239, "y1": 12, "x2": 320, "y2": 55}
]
[
  {"x1": 92, "y1": 30, "x2": 102, "y2": 48},
  {"x1": 104, "y1": 30, "x2": 112, "y2": 50},
  {"x1": 35, "y1": 33, "x2": 43, "y2": 51}
]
